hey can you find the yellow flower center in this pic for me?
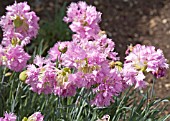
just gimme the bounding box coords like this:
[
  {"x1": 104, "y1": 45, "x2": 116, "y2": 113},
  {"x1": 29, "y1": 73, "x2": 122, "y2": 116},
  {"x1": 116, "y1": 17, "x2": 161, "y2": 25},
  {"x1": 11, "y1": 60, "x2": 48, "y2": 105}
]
[{"x1": 57, "y1": 68, "x2": 71, "y2": 86}]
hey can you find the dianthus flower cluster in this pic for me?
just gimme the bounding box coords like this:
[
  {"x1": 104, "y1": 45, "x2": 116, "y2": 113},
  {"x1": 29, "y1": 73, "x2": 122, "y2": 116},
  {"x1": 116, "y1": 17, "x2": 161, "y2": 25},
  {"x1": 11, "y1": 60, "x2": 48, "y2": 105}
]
[
  {"x1": 0, "y1": 1, "x2": 168, "y2": 121},
  {"x1": 22, "y1": 1, "x2": 126, "y2": 107},
  {"x1": 0, "y1": 112, "x2": 44, "y2": 121},
  {"x1": 19, "y1": 1, "x2": 168, "y2": 107},
  {"x1": 0, "y1": 2, "x2": 39, "y2": 72},
  {"x1": 0, "y1": 44, "x2": 31, "y2": 72},
  {"x1": 0, "y1": 112, "x2": 16, "y2": 121},
  {"x1": 63, "y1": 1, "x2": 102, "y2": 40},
  {"x1": 123, "y1": 44, "x2": 169, "y2": 88},
  {"x1": 2, "y1": 45, "x2": 30, "y2": 72},
  {"x1": 0, "y1": 2, "x2": 39, "y2": 46},
  {"x1": 24, "y1": 35, "x2": 124, "y2": 106}
]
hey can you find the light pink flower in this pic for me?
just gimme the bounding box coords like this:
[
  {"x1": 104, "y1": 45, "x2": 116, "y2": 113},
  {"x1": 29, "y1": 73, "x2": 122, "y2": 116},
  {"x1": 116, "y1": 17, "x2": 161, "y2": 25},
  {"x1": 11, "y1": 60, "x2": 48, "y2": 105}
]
[
  {"x1": 123, "y1": 44, "x2": 168, "y2": 89},
  {"x1": 91, "y1": 68, "x2": 123, "y2": 107},
  {"x1": 2, "y1": 45, "x2": 30, "y2": 72},
  {"x1": 0, "y1": 112, "x2": 16, "y2": 121},
  {"x1": 26, "y1": 57, "x2": 56, "y2": 94},
  {"x1": 0, "y1": 2, "x2": 39, "y2": 47},
  {"x1": 27, "y1": 112, "x2": 44, "y2": 121},
  {"x1": 64, "y1": 1, "x2": 101, "y2": 40}
]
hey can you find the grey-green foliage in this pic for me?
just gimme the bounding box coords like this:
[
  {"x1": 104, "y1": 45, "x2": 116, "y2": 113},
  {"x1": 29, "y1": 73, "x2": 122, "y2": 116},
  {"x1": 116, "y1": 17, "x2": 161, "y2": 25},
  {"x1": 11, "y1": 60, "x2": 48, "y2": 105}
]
[
  {"x1": 36, "y1": 2, "x2": 71, "y2": 48},
  {"x1": 27, "y1": 2, "x2": 72, "y2": 57},
  {"x1": 0, "y1": 71, "x2": 169, "y2": 121}
]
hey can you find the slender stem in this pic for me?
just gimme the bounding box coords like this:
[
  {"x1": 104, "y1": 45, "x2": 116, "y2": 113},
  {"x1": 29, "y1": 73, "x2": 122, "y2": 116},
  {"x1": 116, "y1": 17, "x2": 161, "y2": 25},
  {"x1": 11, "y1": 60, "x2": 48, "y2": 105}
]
[
  {"x1": 150, "y1": 77, "x2": 156, "y2": 99},
  {"x1": 11, "y1": 81, "x2": 22, "y2": 112},
  {"x1": 76, "y1": 99, "x2": 85, "y2": 121},
  {"x1": 1, "y1": 67, "x2": 7, "y2": 84},
  {"x1": 112, "y1": 88, "x2": 131, "y2": 121},
  {"x1": 75, "y1": 88, "x2": 85, "y2": 105},
  {"x1": 0, "y1": 67, "x2": 7, "y2": 110}
]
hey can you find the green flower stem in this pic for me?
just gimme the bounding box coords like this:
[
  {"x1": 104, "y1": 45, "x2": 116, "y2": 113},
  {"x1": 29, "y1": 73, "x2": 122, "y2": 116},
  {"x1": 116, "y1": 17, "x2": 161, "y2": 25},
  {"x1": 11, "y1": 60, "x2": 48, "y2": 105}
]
[
  {"x1": 1, "y1": 67, "x2": 7, "y2": 84},
  {"x1": 150, "y1": 77, "x2": 156, "y2": 99},
  {"x1": 11, "y1": 80, "x2": 22, "y2": 112}
]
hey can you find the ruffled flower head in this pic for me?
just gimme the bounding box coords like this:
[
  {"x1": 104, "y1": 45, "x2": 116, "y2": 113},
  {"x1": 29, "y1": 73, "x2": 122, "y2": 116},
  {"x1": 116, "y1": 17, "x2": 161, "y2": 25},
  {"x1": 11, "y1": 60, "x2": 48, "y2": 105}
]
[
  {"x1": 1, "y1": 45, "x2": 30, "y2": 72},
  {"x1": 123, "y1": 44, "x2": 169, "y2": 89},
  {"x1": 0, "y1": 2, "x2": 39, "y2": 46},
  {"x1": 0, "y1": 112, "x2": 16, "y2": 121},
  {"x1": 24, "y1": 112, "x2": 44, "y2": 121},
  {"x1": 64, "y1": 1, "x2": 102, "y2": 40},
  {"x1": 25, "y1": 56, "x2": 56, "y2": 94}
]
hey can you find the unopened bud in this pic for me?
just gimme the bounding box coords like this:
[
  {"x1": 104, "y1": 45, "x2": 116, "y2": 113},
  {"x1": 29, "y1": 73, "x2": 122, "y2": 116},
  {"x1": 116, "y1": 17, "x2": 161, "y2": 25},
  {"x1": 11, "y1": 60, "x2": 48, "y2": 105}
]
[
  {"x1": 58, "y1": 46, "x2": 67, "y2": 53},
  {"x1": 5, "y1": 72, "x2": 12, "y2": 77},
  {"x1": 115, "y1": 61, "x2": 123, "y2": 67},
  {"x1": 99, "y1": 30, "x2": 106, "y2": 36},
  {"x1": 22, "y1": 117, "x2": 28, "y2": 121},
  {"x1": 109, "y1": 61, "x2": 115, "y2": 68},
  {"x1": 19, "y1": 70, "x2": 28, "y2": 82},
  {"x1": 126, "y1": 44, "x2": 134, "y2": 54},
  {"x1": 63, "y1": 67, "x2": 71, "y2": 73}
]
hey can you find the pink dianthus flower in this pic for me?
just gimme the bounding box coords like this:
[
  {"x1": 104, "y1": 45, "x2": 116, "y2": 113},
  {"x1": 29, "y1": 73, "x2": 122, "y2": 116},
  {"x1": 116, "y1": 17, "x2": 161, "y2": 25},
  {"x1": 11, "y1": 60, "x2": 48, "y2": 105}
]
[
  {"x1": 0, "y1": 112, "x2": 16, "y2": 121},
  {"x1": 91, "y1": 68, "x2": 123, "y2": 107},
  {"x1": 0, "y1": 2, "x2": 39, "y2": 46},
  {"x1": 64, "y1": 1, "x2": 101, "y2": 40},
  {"x1": 123, "y1": 44, "x2": 168, "y2": 89},
  {"x1": 26, "y1": 56, "x2": 56, "y2": 94},
  {"x1": 27, "y1": 112, "x2": 44, "y2": 121},
  {"x1": 2, "y1": 45, "x2": 30, "y2": 72}
]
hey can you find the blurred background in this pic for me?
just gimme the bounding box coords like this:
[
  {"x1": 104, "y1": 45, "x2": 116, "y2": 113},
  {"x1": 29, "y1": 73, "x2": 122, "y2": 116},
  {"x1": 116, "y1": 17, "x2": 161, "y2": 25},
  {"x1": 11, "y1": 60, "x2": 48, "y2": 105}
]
[{"x1": 0, "y1": 0, "x2": 170, "y2": 114}]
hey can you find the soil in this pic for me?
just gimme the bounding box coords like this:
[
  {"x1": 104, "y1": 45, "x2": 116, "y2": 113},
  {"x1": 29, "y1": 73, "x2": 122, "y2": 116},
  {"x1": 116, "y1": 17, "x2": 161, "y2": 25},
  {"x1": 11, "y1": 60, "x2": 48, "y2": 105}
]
[{"x1": 0, "y1": 0, "x2": 170, "y2": 114}]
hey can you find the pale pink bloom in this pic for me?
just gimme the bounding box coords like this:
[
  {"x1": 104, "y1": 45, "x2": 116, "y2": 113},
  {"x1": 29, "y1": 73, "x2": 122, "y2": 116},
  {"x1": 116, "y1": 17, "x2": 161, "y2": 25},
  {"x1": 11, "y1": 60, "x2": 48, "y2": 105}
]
[
  {"x1": 27, "y1": 112, "x2": 44, "y2": 121},
  {"x1": 64, "y1": 1, "x2": 101, "y2": 40},
  {"x1": 0, "y1": 112, "x2": 16, "y2": 121},
  {"x1": 3, "y1": 45, "x2": 30, "y2": 72},
  {"x1": 91, "y1": 66, "x2": 123, "y2": 107},
  {"x1": 123, "y1": 44, "x2": 168, "y2": 89},
  {"x1": 0, "y1": 2, "x2": 39, "y2": 47},
  {"x1": 96, "y1": 114, "x2": 110, "y2": 121},
  {"x1": 26, "y1": 57, "x2": 56, "y2": 94}
]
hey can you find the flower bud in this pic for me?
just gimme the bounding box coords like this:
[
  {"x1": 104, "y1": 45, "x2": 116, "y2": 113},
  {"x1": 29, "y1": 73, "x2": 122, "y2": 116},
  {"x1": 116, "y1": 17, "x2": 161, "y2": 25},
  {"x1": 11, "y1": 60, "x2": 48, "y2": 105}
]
[
  {"x1": 58, "y1": 46, "x2": 67, "y2": 53},
  {"x1": 19, "y1": 70, "x2": 28, "y2": 82},
  {"x1": 109, "y1": 61, "x2": 115, "y2": 69},
  {"x1": 115, "y1": 61, "x2": 123, "y2": 67},
  {"x1": 22, "y1": 117, "x2": 28, "y2": 121},
  {"x1": 5, "y1": 72, "x2": 12, "y2": 77},
  {"x1": 98, "y1": 30, "x2": 106, "y2": 36},
  {"x1": 125, "y1": 44, "x2": 133, "y2": 54}
]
